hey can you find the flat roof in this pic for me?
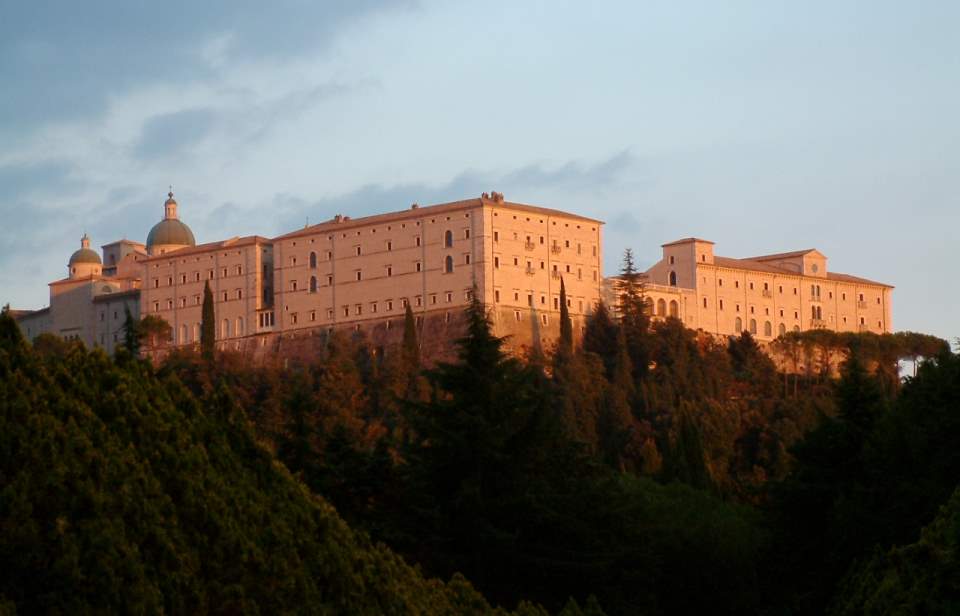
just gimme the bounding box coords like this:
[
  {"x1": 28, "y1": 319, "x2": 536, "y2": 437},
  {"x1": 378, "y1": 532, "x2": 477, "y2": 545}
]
[{"x1": 275, "y1": 196, "x2": 603, "y2": 241}]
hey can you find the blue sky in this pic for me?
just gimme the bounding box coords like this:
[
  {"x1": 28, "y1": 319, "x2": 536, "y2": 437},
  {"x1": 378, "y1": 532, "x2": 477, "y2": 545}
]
[{"x1": 2, "y1": 1, "x2": 957, "y2": 341}]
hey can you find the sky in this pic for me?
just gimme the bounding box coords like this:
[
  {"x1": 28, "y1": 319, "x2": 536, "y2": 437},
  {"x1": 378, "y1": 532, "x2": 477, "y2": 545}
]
[{"x1": 2, "y1": 1, "x2": 957, "y2": 341}]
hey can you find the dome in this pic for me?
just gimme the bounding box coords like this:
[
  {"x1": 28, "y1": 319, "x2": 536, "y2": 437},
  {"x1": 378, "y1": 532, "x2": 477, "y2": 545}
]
[
  {"x1": 146, "y1": 219, "x2": 196, "y2": 248},
  {"x1": 69, "y1": 233, "x2": 102, "y2": 265},
  {"x1": 69, "y1": 247, "x2": 102, "y2": 265}
]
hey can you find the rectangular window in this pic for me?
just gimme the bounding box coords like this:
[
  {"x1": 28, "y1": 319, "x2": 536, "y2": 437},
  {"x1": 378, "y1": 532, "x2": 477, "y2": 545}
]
[
  {"x1": 495, "y1": 290, "x2": 500, "y2": 302},
  {"x1": 387, "y1": 266, "x2": 393, "y2": 276},
  {"x1": 343, "y1": 306, "x2": 350, "y2": 317},
  {"x1": 355, "y1": 304, "x2": 362, "y2": 315},
  {"x1": 387, "y1": 241, "x2": 393, "y2": 251},
  {"x1": 446, "y1": 292, "x2": 452, "y2": 303},
  {"x1": 416, "y1": 296, "x2": 422, "y2": 307},
  {"x1": 416, "y1": 262, "x2": 422, "y2": 272},
  {"x1": 415, "y1": 237, "x2": 421, "y2": 247},
  {"x1": 494, "y1": 256, "x2": 500, "y2": 268},
  {"x1": 237, "y1": 289, "x2": 243, "y2": 300},
  {"x1": 371, "y1": 303, "x2": 378, "y2": 314},
  {"x1": 356, "y1": 271, "x2": 362, "y2": 281},
  {"x1": 465, "y1": 254, "x2": 471, "y2": 265},
  {"x1": 431, "y1": 294, "x2": 437, "y2": 305},
  {"x1": 494, "y1": 231, "x2": 499, "y2": 242},
  {"x1": 310, "y1": 311, "x2": 316, "y2": 322},
  {"x1": 464, "y1": 229, "x2": 470, "y2": 239},
  {"x1": 355, "y1": 246, "x2": 361, "y2": 256},
  {"x1": 387, "y1": 301, "x2": 394, "y2": 311}
]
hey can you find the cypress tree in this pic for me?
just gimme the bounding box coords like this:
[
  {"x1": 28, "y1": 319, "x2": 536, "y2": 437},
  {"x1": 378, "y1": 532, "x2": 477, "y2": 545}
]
[
  {"x1": 583, "y1": 300, "x2": 618, "y2": 378},
  {"x1": 122, "y1": 305, "x2": 141, "y2": 356},
  {"x1": 402, "y1": 303, "x2": 419, "y2": 367},
  {"x1": 558, "y1": 277, "x2": 573, "y2": 358},
  {"x1": 201, "y1": 280, "x2": 215, "y2": 361}
]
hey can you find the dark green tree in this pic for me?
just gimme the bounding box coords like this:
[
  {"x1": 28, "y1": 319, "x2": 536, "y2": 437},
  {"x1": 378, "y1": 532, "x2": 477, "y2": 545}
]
[
  {"x1": 122, "y1": 305, "x2": 142, "y2": 356},
  {"x1": 201, "y1": 279, "x2": 215, "y2": 361},
  {"x1": 558, "y1": 277, "x2": 573, "y2": 358},
  {"x1": 583, "y1": 300, "x2": 618, "y2": 378}
]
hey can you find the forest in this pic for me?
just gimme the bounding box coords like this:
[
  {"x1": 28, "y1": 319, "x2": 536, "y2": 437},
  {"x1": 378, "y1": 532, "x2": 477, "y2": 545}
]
[{"x1": 0, "y1": 255, "x2": 957, "y2": 615}]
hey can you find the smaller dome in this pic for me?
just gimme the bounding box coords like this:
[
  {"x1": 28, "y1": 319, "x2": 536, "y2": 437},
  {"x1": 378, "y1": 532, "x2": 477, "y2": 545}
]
[
  {"x1": 69, "y1": 248, "x2": 101, "y2": 265},
  {"x1": 69, "y1": 234, "x2": 102, "y2": 265}
]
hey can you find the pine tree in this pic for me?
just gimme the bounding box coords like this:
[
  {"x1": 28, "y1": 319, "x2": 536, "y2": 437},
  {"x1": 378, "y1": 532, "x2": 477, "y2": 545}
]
[
  {"x1": 201, "y1": 280, "x2": 215, "y2": 361},
  {"x1": 617, "y1": 249, "x2": 651, "y2": 381},
  {"x1": 583, "y1": 300, "x2": 618, "y2": 378}
]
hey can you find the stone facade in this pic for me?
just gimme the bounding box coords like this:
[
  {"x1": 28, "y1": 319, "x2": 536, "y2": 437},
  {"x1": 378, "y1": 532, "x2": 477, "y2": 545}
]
[
  {"x1": 603, "y1": 238, "x2": 893, "y2": 342},
  {"x1": 14, "y1": 192, "x2": 604, "y2": 358}
]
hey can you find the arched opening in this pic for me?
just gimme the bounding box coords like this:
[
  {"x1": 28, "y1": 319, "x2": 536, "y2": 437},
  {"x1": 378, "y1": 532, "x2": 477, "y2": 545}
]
[
  {"x1": 735, "y1": 317, "x2": 742, "y2": 333},
  {"x1": 764, "y1": 321, "x2": 772, "y2": 337},
  {"x1": 793, "y1": 325, "x2": 800, "y2": 332},
  {"x1": 236, "y1": 317, "x2": 244, "y2": 337},
  {"x1": 309, "y1": 251, "x2": 317, "y2": 268},
  {"x1": 668, "y1": 271, "x2": 677, "y2": 286},
  {"x1": 310, "y1": 276, "x2": 317, "y2": 293},
  {"x1": 444, "y1": 230, "x2": 453, "y2": 248},
  {"x1": 445, "y1": 255, "x2": 454, "y2": 273},
  {"x1": 778, "y1": 323, "x2": 786, "y2": 336},
  {"x1": 668, "y1": 300, "x2": 679, "y2": 318},
  {"x1": 749, "y1": 318, "x2": 757, "y2": 334},
  {"x1": 657, "y1": 298, "x2": 666, "y2": 316},
  {"x1": 221, "y1": 318, "x2": 230, "y2": 339},
  {"x1": 180, "y1": 324, "x2": 188, "y2": 344}
]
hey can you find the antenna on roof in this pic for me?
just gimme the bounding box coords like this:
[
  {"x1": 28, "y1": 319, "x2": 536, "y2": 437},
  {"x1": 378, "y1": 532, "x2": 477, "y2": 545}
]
[{"x1": 305, "y1": 216, "x2": 309, "y2": 228}]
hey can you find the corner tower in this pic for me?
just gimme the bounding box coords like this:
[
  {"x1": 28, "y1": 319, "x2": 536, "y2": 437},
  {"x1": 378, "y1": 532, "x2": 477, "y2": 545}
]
[{"x1": 146, "y1": 190, "x2": 196, "y2": 256}]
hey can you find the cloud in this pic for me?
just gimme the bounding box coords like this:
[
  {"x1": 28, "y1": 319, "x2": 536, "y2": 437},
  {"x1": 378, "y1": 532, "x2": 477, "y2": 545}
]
[
  {"x1": 133, "y1": 108, "x2": 218, "y2": 160},
  {"x1": 0, "y1": 1, "x2": 412, "y2": 140}
]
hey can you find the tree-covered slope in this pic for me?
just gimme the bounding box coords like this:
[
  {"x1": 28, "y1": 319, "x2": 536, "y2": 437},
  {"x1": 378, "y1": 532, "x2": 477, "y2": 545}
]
[{"x1": 0, "y1": 312, "x2": 545, "y2": 615}]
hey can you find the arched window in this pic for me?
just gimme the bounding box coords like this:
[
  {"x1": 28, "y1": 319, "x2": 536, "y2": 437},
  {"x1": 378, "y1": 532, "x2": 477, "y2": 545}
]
[
  {"x1": 180, "y1": 324, "x2": 188, "y2": 344},
  {"x1": 222, "y1": 318, "x2": 230, "y2": 339},
  {"x1": 749, "y1": 319, "x2": 757, "y2": 334},
  {"x1": 657, "y1": 298, "x2": 666, "y2": 316},
  {"x1": 816, "y1": 306, "x2": 822, "y2": 320},
  {"x1": 309, "y1": 251, "x2": 317, "y2": 268},
  {"x1": 793, "y1": 325, "x2": 800, "y2": 332},
  {"x1": 668, "y1": 271, "x2": 677, "y2": 286},
  {"x1": 310, "y1": 276, "x2": 317, "y2": 293},
  {"x1": 236, "y1": 317, "x2": 244, "y2": 337},
  {"x1": 812, "y1": 306, "x2": 817, "y2": 320},
  {"x1": 445, "y1": 255, "x2": 454, "y2": 273},
  {"x1": 735, "y1": 317, "x2": 742, "y2": 333},
  {"x1": 445, "y1": 230, "x2": 453, "y2": 248},
  {"x1": 778, "y1": 323, "x2": 786, "y2": 336},
  {"x1": 193, "y1": 323, "x2": 200, "y2": 342},
  {"x1": 764, "y1": 321, "x2": 772, "y2": 337},
  {"x1": 669, "y1": 300, "x2": 679, "y2": 318}
]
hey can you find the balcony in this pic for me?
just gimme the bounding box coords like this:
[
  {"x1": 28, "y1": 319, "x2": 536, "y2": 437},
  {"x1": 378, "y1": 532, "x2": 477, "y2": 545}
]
[
  {"x1": 550, "y1": 245, "x2": 562, "y2": 255},
  {"x1": 524, "y1": 241, "x2": 536, "y2": 251},
  {"x1": 809, "y1": 319, "x2": 827, "y2": 329},
  {"x1": 525, "y1": 267, "x2": 536, "y2": 276},
  {"x1": 761, "y1": 289, "x2": 772, "y2": 298},
  {"x1": 857, "y1": 300, "x2": 869, "y2": 309}
]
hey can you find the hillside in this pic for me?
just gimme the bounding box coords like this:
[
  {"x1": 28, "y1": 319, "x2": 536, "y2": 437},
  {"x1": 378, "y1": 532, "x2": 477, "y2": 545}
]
[{"x1": 0, "y1": 312, "x2": 549, "y2": 615}]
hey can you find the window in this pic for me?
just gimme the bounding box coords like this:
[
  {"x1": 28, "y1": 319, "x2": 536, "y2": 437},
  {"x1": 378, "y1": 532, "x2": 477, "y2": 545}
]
[
  {"x1": 222, "y1": 292, "x2": 228, "y2": 302},
  {"x1": 542, "y1": 314, "x2": 548, "y2": 325},
  {"x1": 515, "y1": 311, "x2": 522, "y2": 322},
  {"x1": 669, "y1": 271, "x2": 677, "y2": 286},
  {"x1": 291, "y1": 312, "x2": 298, "y2": 325},
  {"x1": 355, "y1": 304, "x2": 362, "y2": 315},
  {"x1": 719, "y1": 299, "x2": 724, "y2": 310},
  {"x1": 495, "y1": 290, "x2": 500, "y2": 302},
  {"x1": 310, "y1": 276, "x2": 317, "y2": 293},
  {"x1": 195, "y1": 272, "x2": 201, "y2": 281},
  {"x1": 764, "y1": 321, "x2": 772, "y2": 337},
  {"x1": 387, "y1": 266, "x2": 393, "y2": 277},
  {"x1": 465, "y1": 254, "x2": 471, "y2": 265},
  {"x1": 310, "y1": 311, "x2": 317, "y2": 322},
  {"x1": 327, "y1": 275, "x2": 333, "y2": 285},
  {"x1": 494, "y1": 256, "x2": 500, "y2": 268},
  {"x1": 749, "y1": 319, "x2": 757, "y2": 334},
  {"x1": 356, "y1": 271, "x2": 362, "y2": 281},
  {"x1": 735, "y1": 317, "x2": 742, "y2": 333},
  {"x1": 669, "y1": 255, "x2": 675, "y2": 265},
  {"x1": 445, "y1": 230, "x2": 453, "y2": 247},
  {"x1": 657, "y1": 299, "x2": 666, "y2": 316},
  {"x1": 222, "y1": 318, "x2": 230, "y2": 338},
  {"x1": 416, "y1": 236, "x2": 421, "y2": 247},
  {"x1": 778, "y1": 323, "x2": 786, "y2": 336},
  {"x1": 236, "y1": 317, "x2": 244, "y2": 336},
  {"x1": 494, "y1": 231, "x2": 499, "y2": 242},
  {"x1": 669, "y1": 300, "x2": 678, "y2": 318},
  {"x1": 237, "y1": 265, "x2": 243, "y2": 275},
  {"x1": 181, "y1": 274, "x2": 187, "y2": 284},
  {"x1": 415, "y1": 296, "x2": 422, "y2": 307},
  {"x1": 387, "y1": 301, "x2": 394, "y2": 311},
  {"x1": 310, "y1": 252, "x2": 317, "y2": 268},
  {"x1": 387, "y1": 241, "x2": 393, "y2": 251},
  {"x1": 446, "y1": 292, "x2": 453, "y2": 303},
  {"x1": 291, "y1": 280, "x2": 298, "y2": 291},
  {"x1": 431, "y1": 294, "x2": 437, "y2": 305},
  {"x1": 416, "y1": 262, "x2": 422, "y2": 272},
  {"x1": 702, "y1": 297, "x2": 708, "y2": 308},
  {"x1": 464, "y1": 229, "x2": 470, "y2": 239}
]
